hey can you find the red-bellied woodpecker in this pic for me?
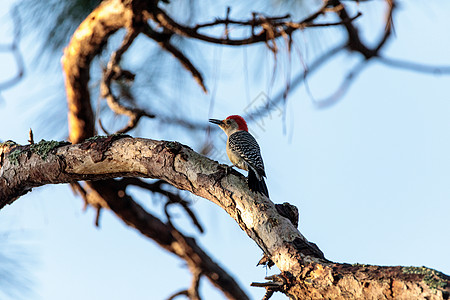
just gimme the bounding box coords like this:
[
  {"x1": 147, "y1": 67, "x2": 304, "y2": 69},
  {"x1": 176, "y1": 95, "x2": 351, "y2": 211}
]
[{"x1": 209, "y1": 115, "x2": 269, "y2": 197}]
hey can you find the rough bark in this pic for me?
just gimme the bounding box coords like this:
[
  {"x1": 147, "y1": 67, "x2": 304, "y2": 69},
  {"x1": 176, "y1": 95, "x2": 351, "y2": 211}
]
[{"x1": 1, "y1": 137, "x2": 449, "y2": 299}]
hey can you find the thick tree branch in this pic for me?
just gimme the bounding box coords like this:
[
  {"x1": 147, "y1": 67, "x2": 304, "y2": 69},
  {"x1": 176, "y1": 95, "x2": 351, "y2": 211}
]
[
  {"x1": 0, "y1": 136, "x2": 323, "y2": 262},
  {"x1": 1, "y1": 137, "x2": 449, "y2": 299}
]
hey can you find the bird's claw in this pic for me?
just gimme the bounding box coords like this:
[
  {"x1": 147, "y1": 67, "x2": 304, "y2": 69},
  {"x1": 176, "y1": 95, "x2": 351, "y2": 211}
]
[{"x1": 221, "y1": 164, "x2": 235, "y2": 176}]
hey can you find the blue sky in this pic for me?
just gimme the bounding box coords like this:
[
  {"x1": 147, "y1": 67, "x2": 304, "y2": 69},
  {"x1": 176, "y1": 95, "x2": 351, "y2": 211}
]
[{"x1": 1, "y1": 1, "x2": 449, "y2": 300}]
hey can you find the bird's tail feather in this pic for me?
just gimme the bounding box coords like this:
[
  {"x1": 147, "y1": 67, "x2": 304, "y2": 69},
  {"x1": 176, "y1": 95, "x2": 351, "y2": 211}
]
[{"x1": 248, "y1": 168, "x2": 269, "y2": 198}]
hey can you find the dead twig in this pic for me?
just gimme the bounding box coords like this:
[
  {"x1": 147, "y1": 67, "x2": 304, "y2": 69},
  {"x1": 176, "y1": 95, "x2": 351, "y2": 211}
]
[
  {"x1": 251, "y1": 274, "x2": 288, "y2": 300},
  {"x1": 142, "y1": 25, "x2": 207, "y2": 93},
  {"x1": 97, "y1": 118, "x2": 111, "y2": 135},
  {"x1": 28, "y1": 129, "x2": 34, "y2": 144},
  {"x1": 167, "y1": 268, "x2": 203, "y2": 300},
  {"x1": 101, "y1": 29, "x2": 155, "y2": 134},
  {"x1": 69, "y1": 181, "x2": 104, "y2": 226},
  {"x1": 149, "y1": 3, "x2": 336, "y2": 47},
  {"x1": 193, "y1": 13, "x2": 291, "y2": 30},
  {"x1": 118, "y1": 178, "x2": 204, "y2": 233}
]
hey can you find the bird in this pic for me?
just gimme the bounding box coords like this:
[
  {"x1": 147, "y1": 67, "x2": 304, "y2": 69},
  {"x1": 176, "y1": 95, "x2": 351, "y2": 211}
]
[{"x1": 209, "y1": 115, "x2": 269, "y2": 197}]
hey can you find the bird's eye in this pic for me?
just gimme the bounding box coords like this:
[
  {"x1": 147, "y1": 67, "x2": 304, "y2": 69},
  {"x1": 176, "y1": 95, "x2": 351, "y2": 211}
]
[{"x1": 226, "y1": 120, "x2": 230, "y2": 124}]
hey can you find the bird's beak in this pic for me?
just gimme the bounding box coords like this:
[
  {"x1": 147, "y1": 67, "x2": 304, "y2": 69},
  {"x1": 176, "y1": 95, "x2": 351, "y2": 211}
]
[{"x1": 209, "y1": 119, "x2": 223, "y2": 126}]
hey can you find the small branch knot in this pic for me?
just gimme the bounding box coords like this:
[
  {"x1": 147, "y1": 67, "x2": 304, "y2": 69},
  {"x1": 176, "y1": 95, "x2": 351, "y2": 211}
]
[
  {"x1": 164, "y1": 141, "x2": 182, "y2": 154},
  {"x1": 275, "y1": 202, "x2": 299, "y2": 228}
]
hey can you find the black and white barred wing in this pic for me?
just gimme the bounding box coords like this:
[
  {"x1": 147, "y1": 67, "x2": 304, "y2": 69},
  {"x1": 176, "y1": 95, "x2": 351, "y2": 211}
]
[{"x1": 228, "y1": 131, "x2": 266, "y2": 177}]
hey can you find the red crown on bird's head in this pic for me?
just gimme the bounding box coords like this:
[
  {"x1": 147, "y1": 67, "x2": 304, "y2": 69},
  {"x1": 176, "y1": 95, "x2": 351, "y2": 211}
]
[{"x1": 226, "y1": 115, "x2": 248, "y2": 132}]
